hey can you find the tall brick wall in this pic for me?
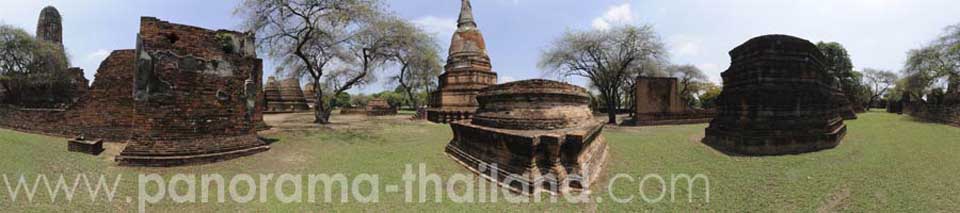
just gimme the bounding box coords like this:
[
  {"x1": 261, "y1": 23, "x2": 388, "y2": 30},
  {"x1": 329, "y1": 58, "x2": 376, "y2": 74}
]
[
  {"x1": 117, "y1": 17, "x2": 268, "y2": 166},
  {"x1": 130, "y1": 17, "x2": 261, "y2": 140}
]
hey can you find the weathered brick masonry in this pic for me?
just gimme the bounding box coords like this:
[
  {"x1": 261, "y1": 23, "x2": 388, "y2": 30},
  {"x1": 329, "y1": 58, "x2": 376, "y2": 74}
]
[
  {"x1": 116, "y1": 17, "x2": 268, "y2": 166},
  {"x1": 0, "y1": 50, "x2": 136, "y2": 141},
  {"x1": 630, "y1": 77, "x2": 716, "y2": 126},
  {"x1": 446, "y1": 79, "x2": 608, "y2": 194},
  {"x1": 0, "y1": 16, "x2": 269, "y2": 166},
  {"x1": 703, "y1": 34, "x2": 848, "y2": 156}
]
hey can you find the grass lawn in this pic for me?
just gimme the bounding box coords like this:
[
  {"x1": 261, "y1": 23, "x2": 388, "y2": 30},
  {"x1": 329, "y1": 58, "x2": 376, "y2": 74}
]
[{"x1": 0, "y1": 112, "x2": 958, "y2": 212}]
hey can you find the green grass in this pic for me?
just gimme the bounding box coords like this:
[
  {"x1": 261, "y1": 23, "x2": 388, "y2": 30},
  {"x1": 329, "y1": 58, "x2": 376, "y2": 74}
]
[{"x1": 0, "y1": 112, "x2": 958, "y2": 212}]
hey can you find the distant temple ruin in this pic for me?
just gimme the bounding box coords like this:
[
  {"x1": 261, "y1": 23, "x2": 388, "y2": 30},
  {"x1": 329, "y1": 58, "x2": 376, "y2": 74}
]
[
  {"x1": 426, "y1": 0, "x2": 498, "y2": 123},
  {"x1": 446, "y1": 79, "x2": 608, "y2": 194},
  {"x1": 366, "y1": 98, "x2": 397, "y2": 116},
  {"x1": 36, "y1": 6, "x2": 63, "y2": 45},
  {"x1": 264, "y1": 76, "x2": 310, "y2": 113},
  {"x1": 703, "y1": 35, "x2": 847, "y2": 155},
  {"x1": 302, "y1": 83, "x2": 316, "y2": 108},
  {"x1": 631, "y1": 77, "x2": 715, "y2": 126}
]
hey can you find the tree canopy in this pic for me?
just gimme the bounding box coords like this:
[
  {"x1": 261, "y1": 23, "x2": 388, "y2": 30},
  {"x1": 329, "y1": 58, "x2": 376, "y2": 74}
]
[
  {"x1": 539, "y1": 25, "x2": 668, "y2": 124},
  {"x1": 0, "y1": 24, "x2": 73, "y2": 107}
]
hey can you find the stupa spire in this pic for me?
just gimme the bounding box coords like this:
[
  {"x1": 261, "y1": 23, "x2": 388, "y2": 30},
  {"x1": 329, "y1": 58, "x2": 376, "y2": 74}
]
[{"x1": 457, "y1": 0, "x2": 477, "y2": 29}]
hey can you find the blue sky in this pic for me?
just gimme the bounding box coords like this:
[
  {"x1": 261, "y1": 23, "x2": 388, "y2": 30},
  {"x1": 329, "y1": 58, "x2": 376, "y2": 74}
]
[{"x1": 1, "y1": 0, "x2": 958, "y2": 94}]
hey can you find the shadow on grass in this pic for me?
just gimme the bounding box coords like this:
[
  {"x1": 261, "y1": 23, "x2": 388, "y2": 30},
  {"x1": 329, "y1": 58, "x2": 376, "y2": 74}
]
[{"x1": 259, "y1": 136, "x2": 281, "y2": 145}]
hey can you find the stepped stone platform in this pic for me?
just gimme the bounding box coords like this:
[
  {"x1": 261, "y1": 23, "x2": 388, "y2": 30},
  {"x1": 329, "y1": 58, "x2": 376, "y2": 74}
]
[
  {"x1": 446, "y1": 79, "x2": 608, "y2": 194},
  {"x1": 703, "y1": 34, "x2": 847, "y2": 156}
]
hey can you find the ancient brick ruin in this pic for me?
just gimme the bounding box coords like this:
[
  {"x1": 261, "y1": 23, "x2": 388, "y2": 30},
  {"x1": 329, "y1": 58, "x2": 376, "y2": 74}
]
[
  {"x1": 427, "y1": 0, "x2": 498, "y2": 123},
  {"x1": 68, "y1": 136, "x2": 104, "y2": 155},
  {"x1": 115, "y1": 17, "x2": 268, "y2": 166},
  {"x1": 0, "y1": 10, "x2": 270, "y2": 166},
  {"x1": 446, "y1": 79, "x2": 608, "y2": 194},
  {"x1": 631, "y1": 77, "x2": 716, "y2": 126},
  {"x1": 36, "y1": 6, "x2": 63, "y2": 45},
  {"x1": 703, "y1": 35, "x2": 847, "y2": 155},
  {"x1": 302, "y1": 83, "x2": 316, "y2": 108},
  {"x1": 366, "y1": 98, "x2": 397, "y2": 116},
  {"x1": 264, "y1": 76, "x2": 310, "y2": 113},
  {"x1": 67, "y1": 50, "x2": 138, "y2": 141}
]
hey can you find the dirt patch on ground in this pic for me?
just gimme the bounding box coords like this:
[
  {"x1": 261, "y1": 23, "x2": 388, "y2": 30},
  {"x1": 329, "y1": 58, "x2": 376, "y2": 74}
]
[
  {"x1": 817, "y1": 186, "x2": 851, "y2": 213},
  {"x1": 260, "y1": 112, "x2": 421, "y2": 134}
]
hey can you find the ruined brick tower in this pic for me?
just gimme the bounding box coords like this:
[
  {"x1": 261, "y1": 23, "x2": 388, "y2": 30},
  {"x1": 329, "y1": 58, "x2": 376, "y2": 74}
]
[
  {"x1": 116, "y1": 17, "x2": 269, "y2": 166},
  {"x1": 703, "y1": 35, "x2": 847, "y2": 155},
  {"x1": 36, "y1": 6, "x2": 63, "y2": 45},
  {"x1": 426, "y1": 0, "x2": 498, "y2": 123}
]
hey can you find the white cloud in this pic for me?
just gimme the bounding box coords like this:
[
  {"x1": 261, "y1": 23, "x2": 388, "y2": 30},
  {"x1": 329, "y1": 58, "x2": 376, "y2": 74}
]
[
  {"x1": 77, "y1": 49, "x2": 112, "y2": 83},
  {"x1": 668, "y1": 35, "x2": 703, "y2": 57},
  {"x1": 592, "y1": 3, "x2": 634, "y2": 30},
  {"x1": 85, "y1": 49, "x2": 111, "y2": 62},
  {"x1": 499, "y1": 76, "x2": 516, "y2": 84},
  {"x1": 412, "y1": 16, "x2": 457, "y2": 38},
  {"x1": 696, "y1": 63, "x2": 723, "y2": 83}
]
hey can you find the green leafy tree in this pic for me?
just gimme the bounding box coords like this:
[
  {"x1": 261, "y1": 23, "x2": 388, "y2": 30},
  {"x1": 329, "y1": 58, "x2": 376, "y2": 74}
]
[
  {"x1": 901, "y1": 23, "x2": 960, "y2": 104},
  {"x1": 697, "y1": 82, "x2": 722, "y2": 109},
  {"x1": 817, "y1": 41, "x2": 868, "y2": 107},
  {"x1": 0, "y1": 24, "x2": 73, "y2": 107}
]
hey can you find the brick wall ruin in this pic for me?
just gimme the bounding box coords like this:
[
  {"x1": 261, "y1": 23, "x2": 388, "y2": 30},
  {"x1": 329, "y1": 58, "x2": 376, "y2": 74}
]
[
  {"x1": 631, "y1": 77, "x2": 716, "y2": 126},
  {"x1": 0, "y1": 16, "x2": 269, "y2": 166},
  {"x1": 117, "y1": 17, "x2": 268, "y2": 166}
]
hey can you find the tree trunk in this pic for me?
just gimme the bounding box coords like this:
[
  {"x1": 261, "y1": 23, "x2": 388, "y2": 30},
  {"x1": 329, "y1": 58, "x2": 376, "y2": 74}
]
[
  {"x1": 397, "y1": 64, "x2": 418, "y2": 111},
  {"x1": 605, "y1": 100, "x2": 617, "y2": 124},
  {"x1": 312, "y1": 80, "x2": 331, "y2": 124}
]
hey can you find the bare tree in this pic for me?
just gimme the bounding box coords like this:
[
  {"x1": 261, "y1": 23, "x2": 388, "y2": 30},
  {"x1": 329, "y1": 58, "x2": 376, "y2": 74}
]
[
  {"x1": 237, "y1": 0, "x2": 385, "y2": 123},
  {"x1": 539, "y1": 25, "x2": 667, "y2": 124},
  {"x1": 668, "y1": 64, "x2": 708, "y2": 108},
  {"x1": 862, "y1": 68, "x2": 898, "y2": 109}
]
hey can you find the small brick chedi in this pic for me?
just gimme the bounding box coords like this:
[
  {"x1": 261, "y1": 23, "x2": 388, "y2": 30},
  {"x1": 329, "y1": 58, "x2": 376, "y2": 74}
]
[
  {"x1": 703, "y1": 35, "x2": 847, "y2": 155},
  {"x1": 426, "y1": 0, "x2": 498, "y2": 123},
  {"x1": 446, "y1": 79, "x2": 608, "y2": 194},
  {"x1": 633, "y1": 77, "x2": 716, "y2": 126},
  {"x1": 264, "y1": 76, "x2": 310, "y2": 113},
  {"x1": 116, "y1": 17, "x2": 269, "y2": 166},
  {"x1": 366, "y1": 98, "x2": 397, "y2": 116}
]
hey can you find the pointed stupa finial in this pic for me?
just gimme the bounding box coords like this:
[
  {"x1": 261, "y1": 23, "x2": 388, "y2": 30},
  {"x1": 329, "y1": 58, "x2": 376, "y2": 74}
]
[{"x1": 457, "y1": 0, "x2": 477, "y2": 29}]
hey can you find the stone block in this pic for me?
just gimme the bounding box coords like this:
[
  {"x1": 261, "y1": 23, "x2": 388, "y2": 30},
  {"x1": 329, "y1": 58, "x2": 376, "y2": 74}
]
[{"x1": 68, "y1": 137, "x2": 104, "y2": 155}]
